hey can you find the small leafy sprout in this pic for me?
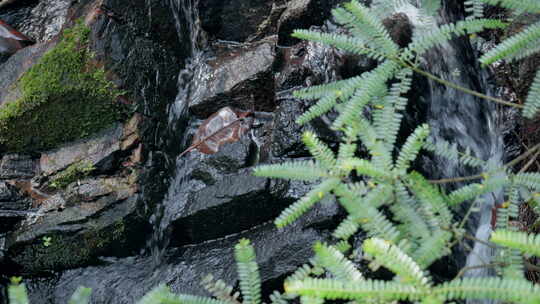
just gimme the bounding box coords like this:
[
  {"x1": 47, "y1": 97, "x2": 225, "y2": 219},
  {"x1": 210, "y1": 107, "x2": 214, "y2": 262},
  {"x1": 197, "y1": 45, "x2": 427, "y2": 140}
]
[
  {"x1": 10, "y1": 276, "x2": 22, "y2": 284},
  {"x1": 42, "y1": 236, "x2": 52, "y2": 247}
]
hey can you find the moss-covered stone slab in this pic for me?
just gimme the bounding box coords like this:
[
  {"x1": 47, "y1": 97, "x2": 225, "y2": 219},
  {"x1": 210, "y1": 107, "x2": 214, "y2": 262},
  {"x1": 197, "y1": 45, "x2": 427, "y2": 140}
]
[{"x1": 0, "y1": 21, "x2": 123, "y2": 153}]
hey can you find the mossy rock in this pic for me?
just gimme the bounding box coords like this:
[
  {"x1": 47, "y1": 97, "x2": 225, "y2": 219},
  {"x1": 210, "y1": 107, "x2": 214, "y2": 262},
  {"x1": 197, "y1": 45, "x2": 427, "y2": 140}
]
[{"x1": 0, "y1": 21, "x2": 124, "y2": 152}]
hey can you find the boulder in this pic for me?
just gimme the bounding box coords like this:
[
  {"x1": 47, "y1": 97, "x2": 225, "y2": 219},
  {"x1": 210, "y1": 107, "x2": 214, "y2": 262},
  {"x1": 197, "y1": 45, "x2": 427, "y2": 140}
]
[
  {"x1": 198, "y1": 0, "x2": 275, "y2": 42},
  {"x1": 39, "y1": 124, "x2": 124, "y2": 176},
  {"x1": 0, "y1": 154, "x2": 37, "y2": 179},
  {"x1": 189, "y1": 38, "x2": 277, "y2": 117},
  {"x1": 4, "y1": 175, "x2": 144, "y2": 273}
]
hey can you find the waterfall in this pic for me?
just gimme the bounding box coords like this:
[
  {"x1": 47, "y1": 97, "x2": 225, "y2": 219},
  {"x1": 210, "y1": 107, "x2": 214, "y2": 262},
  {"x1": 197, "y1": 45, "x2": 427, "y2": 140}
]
[
  {"x1": 420, "y1": 2, "x2": 504, "y2": 301},
  {"x1": 148, "y1": 0, "x2": 206, "y2": 264}
]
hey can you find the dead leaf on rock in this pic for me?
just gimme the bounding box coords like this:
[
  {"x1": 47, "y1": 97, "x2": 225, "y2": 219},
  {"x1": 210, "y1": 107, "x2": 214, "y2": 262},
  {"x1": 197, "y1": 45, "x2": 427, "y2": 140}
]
[
  {"x1": 179, "y1": 107, "x2": 253, "y2": 158},
  {"x1": 0, "y1": 19, "x2": 32, "y2": 55}
]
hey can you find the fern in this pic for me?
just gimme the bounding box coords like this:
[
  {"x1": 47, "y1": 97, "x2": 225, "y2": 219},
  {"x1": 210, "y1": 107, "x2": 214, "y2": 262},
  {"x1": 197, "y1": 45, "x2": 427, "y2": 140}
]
[
  {"x1": 302, "y1": 131, "x2": 336, "y2": 169},
  {"x1": 491, "y1": 230, "x2": 540, "y2": 257},
  {"x1": 394, "y1": 124, "x2": 430, "y2": 173},
  {"x1": 8, "y1": 284, "x2": 29, "y2": 304},
  {"x1": 524, "y1": 69, "x2": 540, "y2": 119},
  {"x1": 274, "y1": 178, "x2": 340, "y2": 228},
  {"x1": 479, "y1": 20, "x2": 540, "y2": 66},
  {"x1": 363, "y1": 238, "x2": 430, "y2": 286},
  {"x1": 313, "y1": 242, "x2": 364, "y2": 281},
  {"x1": 235, "y1": 239, "x2": 262, "y2": 304},
  {"x1": 253, "y1": 161, "x2": 330, "y2": 180},
  {"x1": 465, "y1": 0, "x2": 485, "y2": 20}
]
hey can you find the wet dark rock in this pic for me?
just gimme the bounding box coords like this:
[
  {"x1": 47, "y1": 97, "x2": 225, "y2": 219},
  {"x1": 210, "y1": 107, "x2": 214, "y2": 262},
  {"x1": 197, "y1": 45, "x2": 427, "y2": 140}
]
[
  {"x1": 0, "y1": 154, "x2": 37, "y2": 179},
  {"x1": 0, "y1": 181, "x2": 31, "y2": 233},
  {"x1": 3, "y1": 176, "x2": 145, "y2": 274},
  {"x1": 15, "y1": 0, "x2": 69, "y2": 42},
  {"x1": 277, "y1": 0, "x2": 347, "y2": 46},
  {"x1": 26, "y1": 212, "x2": 336, "y2": 304},
  {"x1": 198, "y1": 0, "x2": 275, "y2": 42},
  {"x1": 169, "y1": 168, "x2": 290, "y2": 246},
  {"x1": 0, "y1": 41, "x2": 52, "y2": 105},
  {"x1": 39, "y1": 124, "x2": 124, "y2": 176},
  {"x1": 189, "y1": 38, "x2": 277, "y2": 118}
]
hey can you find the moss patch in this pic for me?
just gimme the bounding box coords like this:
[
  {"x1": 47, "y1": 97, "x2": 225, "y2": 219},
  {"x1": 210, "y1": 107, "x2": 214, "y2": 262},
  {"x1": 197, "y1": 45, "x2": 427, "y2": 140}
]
[
  {"x1": 49, "y1": 161, "x2": 95, "y2": 189},
  {"x1": 0, "y1": 21, "x2": 123, "y2": 152}
]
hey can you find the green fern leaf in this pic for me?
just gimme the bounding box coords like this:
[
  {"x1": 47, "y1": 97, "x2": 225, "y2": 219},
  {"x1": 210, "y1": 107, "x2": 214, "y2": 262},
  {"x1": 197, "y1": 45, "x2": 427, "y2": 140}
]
[
  {"x1": 491, "y1": 229, "x2": 540, "y2": 257},
  {"x1": 406, "y1": 19, "x2": 506, "y2": 57},
  {"x1": 275, "y1": 178, "x2": 340, "y2": 228},
  {"x1": 523, "y1": 69, "x2": 540, "y2": 118},
  {"x1": 296, "y1": 93, "x2": 340, "y2": 125},
  {"x1": 333, "y1": 215, "x2": 360, "y2": 240},
  {"x1": 302, "y1": 131, "x2": 336, "y2": 169},
  {"x1": 433, "y1": 277, "x2": 540, "y2": 303},
  {"x1": 480, "y1": 20, "x2": 540, "y2": 66},
  {"x1": 363, "y1": 238, "x2": 430, "y2": 286},
  {"x1": 334, "y1": 1, "x2": 399, "y2": 56},
  {"x1": 138, "y1": 285, "x2": 232, "y2": 304},
  {"x1": 253, "y1": 161, "x2": 330, "y2": 181},
  {"x1": 394, "y1": 124, "x2": 430, "y2": 173},
  {"x1": 465, "y1": 0, "x2": 485, "y2": 20},
  {"x1": 313, "y1": 242, "x2": 363, "y2": 281},
  {"x1": 284, "y1": 278, "x2": 421, "y2": 301},
  {"x1": 235, "y1": 239, "x2": 262, "y2": 304},
  {"x1": 411, "y1": 230, "x2": 452, "y2": 269}
]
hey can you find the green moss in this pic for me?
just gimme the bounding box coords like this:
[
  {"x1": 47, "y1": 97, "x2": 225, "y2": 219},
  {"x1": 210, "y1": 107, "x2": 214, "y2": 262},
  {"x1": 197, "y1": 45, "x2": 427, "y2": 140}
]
[
  {"x1": 49, "y1": 161, "x2": 95, "y2": 189},
  {"x1": 0, "y1": 21, "x2": 123, "y2": 152}
]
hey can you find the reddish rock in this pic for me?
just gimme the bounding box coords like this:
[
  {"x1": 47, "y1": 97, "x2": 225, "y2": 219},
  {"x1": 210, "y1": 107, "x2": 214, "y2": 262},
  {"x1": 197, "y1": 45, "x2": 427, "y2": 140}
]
[{"x1": 0, "y1": 19, "x2": 32, "y2": 58}]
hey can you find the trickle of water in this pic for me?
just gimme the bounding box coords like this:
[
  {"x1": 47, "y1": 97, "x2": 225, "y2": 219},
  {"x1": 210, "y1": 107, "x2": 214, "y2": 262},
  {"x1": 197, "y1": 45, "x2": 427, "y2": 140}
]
[{"x1": 147, "y1": 0, "x2": 206, "y2": 265}]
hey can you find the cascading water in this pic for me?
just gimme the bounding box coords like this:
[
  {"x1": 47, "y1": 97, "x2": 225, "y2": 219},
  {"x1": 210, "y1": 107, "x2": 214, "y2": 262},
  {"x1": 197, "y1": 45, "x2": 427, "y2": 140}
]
[
  {"x1": 414, "y1": 1, "x2": 504, "y2": 299},
  {"x1": 148, "y1": 0, "x2": 206, "y2": 262}
]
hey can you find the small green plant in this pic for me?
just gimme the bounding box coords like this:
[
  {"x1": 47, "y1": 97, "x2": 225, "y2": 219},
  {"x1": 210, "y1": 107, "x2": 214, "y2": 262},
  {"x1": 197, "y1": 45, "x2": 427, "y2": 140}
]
[
  {"x1": 49, "y1": 161, "x2": 95, "y2": 189},
  {"x1": 42, "y1": 236, "x2": 52, "y2": 247}
]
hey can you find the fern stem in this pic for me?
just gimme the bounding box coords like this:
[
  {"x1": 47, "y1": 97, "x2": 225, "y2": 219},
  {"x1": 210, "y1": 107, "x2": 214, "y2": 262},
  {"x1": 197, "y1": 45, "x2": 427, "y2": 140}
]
[
  {"x1": 405, "y1": 64, "x2": 524, "y2": 109},
  {"x1": 455, "y1": 263, "x2": 502, "y2": 279}
]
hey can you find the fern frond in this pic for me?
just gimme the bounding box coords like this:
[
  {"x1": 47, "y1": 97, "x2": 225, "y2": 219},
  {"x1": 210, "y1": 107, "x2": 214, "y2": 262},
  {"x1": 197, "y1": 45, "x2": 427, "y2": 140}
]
[
  {"x1": 291, "y1": 30, "x2": 386, "y2": 61},
  {"x1": 523, "y1": 69, "x2": 540, "y2": 119},
  {"x1": 491, "y1": 229, "x2": 540, "y2": 257},
  {"x1": 68, "y1": 287, "x2": 92, "y2": 304},
  {"x1": 302, "y1": 131, "x2": 336, "y2": 169},
  {"x1": 406, "y1": 172, "x2": 452, "y2": 228},
  {"x1": 447, "y1": 172, "x2": 507, "y2": 206},
  {"x1": 423, "y1": 139, "x2": 487, "y2": 168},
  {"x1": 300, "y1": 296, "x2": 323, "y2": 304},
  {"x1": 363, "y1": 238, "x2": 430, "y2": 286},
  {"x1": 477, "y1": 0, "x2": 540, "y2": 13},
  {"x1": 394, "y1": 124, "x2": 430, "y2": 173},
  {"x1": 284, "y1": 278, "x2": 421, "y2": 301},
  {"x1": 253, "y1": 161, "x2": 330, "y2": 180},
  {"x1": 296, "y1": 93, "x2": 340, "y2": 125},
  {"x1": 465, "y1": 0, "x2": 484, "y2": 20},
  {"x1": 338, "y1": 1, "x2": 399, "y2": 56},
  {"x1": 341, "y1": 158, "x2": 392, "y2": 179},
  {"x1": 286, "y1": 261, "x2": 319, "y2": 284},
  {"x1": 201, "y1": 275, "x2": 238, "y2": 303},
  {"x1": 480, "y1": 20, "x2": 540, "y2": 66},
  {"x1": 333, "y1": 215, "x2": 360, "y2": 240},
  {"x1": 235, "y1": 239, "x2": 262, "y2": 304},
  {"x1": 8, "y1": 284, "x2": 29, "y2": 304},
  {"x1": 406, "y1": 19, "x2": 506, "y2": 57},
  {"x1": 433, "y1": 277, "x2": 540, "y2": 303},
  {"x1": 275, "y1": 178, "x2": 341, "y2": 228},
  {"x1": 269, "y1": 291, "x2": 289, "y2": 304},
  {"x1": 411, "y1": 230, "x2": 453, "y2": 269},
  {"x1": 293, "y1": 76, "x2": 361, "y2": 101},
  {"x1": 314, "y1": 242, "x2": 363, "y2": 281},
  {"x1": 334, "y1": 184, "x2": 401, "y2": 243},
  {"x1": 513, "y1": 172, "x2": 540, "y2": 190}
]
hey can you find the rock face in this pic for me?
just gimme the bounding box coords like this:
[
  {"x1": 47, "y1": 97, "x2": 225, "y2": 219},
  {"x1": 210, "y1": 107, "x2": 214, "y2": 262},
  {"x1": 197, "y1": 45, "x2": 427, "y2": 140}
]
[{"x1": 0, "y1": 0, "x2": 405, "y2": 302}]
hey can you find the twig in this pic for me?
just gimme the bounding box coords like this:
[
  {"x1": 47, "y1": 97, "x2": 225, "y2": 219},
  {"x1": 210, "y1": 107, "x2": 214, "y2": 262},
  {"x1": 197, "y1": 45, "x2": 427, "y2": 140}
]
[{"x1": 455, "y1": 263, "x2": 502, "y2": 279}]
